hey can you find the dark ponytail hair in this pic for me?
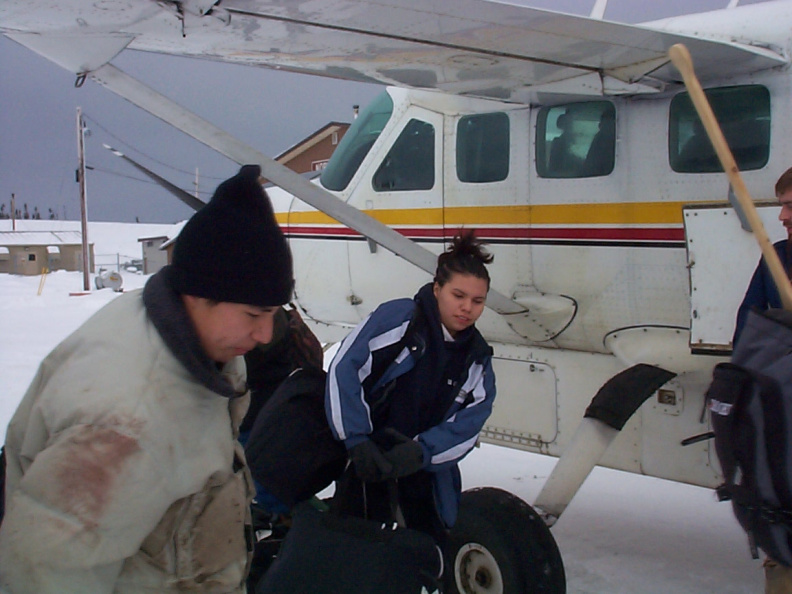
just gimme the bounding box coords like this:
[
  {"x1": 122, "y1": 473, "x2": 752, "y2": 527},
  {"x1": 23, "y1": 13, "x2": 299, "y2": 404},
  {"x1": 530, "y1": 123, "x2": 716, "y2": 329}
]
[{"x1": 434, "y1": 230, "x2": 493, "y2": 289}]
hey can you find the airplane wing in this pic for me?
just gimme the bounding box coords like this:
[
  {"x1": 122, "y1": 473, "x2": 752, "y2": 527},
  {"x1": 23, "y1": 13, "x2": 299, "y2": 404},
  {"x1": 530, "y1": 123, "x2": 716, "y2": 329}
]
[{"x1": 1, "y1": 0, "x2": 788, "y2": 102}]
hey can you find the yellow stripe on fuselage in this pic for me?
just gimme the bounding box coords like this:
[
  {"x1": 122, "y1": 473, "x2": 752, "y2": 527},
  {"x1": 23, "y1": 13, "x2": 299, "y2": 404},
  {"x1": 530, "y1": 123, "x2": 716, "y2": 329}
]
[{"x1": 275, "y1": 201, "x2": 688, "y2": 227}]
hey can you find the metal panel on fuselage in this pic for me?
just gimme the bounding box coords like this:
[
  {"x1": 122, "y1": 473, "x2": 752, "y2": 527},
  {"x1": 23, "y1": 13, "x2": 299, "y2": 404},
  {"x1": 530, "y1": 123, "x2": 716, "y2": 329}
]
[{"x1": 685, "y1": 203, "x2": 786, "y2": 351}]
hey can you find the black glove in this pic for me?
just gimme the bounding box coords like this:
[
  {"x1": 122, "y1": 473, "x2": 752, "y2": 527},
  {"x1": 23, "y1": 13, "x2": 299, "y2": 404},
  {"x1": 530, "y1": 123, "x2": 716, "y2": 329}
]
[
  {"x1": 348, "y1": 439, "x2": 393, "y2": 482},
  {"x1": 379, "y1": 428, "x2": 426, "y2": 478}
]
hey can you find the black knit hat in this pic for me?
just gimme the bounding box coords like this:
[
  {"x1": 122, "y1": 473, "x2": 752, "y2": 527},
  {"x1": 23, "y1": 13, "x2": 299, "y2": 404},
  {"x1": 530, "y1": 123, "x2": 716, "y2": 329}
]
[{"x1": 170, "y1": 164, "x2": 293, "y2": 306}]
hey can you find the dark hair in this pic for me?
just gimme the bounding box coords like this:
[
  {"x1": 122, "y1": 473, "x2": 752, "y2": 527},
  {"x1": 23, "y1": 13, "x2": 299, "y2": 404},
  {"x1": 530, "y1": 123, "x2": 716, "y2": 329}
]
[
  {"x1": 776, "y1": 167, "x2": 792, "y2": 197},
  {"x1": 434, "y1": 230, "x2": 493, "y2": 288}
]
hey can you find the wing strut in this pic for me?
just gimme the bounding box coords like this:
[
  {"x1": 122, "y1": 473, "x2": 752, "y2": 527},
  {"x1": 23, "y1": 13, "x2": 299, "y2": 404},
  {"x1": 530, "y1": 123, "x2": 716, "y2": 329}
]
[
  {"x1": 103, "y1": 143, "x2": 207, "y2": 211},
  {"x1": 87, "y1": 63, "x2": 561, "y2": 342}
]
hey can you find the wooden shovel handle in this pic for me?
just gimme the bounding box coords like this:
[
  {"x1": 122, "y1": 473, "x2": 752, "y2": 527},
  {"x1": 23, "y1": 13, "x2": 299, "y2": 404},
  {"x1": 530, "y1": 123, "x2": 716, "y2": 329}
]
[{"x1": 669, "y1": 43, "x2": 792, "y2": 311}]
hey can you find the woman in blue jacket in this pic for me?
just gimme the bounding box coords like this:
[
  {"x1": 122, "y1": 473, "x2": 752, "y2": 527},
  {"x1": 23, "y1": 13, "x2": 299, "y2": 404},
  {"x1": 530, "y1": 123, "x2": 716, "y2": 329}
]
[{"x1": 325, "y1": 231, "x2": 497, "y2": 546}]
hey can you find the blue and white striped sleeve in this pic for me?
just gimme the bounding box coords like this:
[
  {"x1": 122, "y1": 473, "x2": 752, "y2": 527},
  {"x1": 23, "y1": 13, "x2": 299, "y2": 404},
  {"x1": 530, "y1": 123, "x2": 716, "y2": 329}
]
[
  {"x1": 325, "y1": 300, "x2": 413, "y2": 446},
  {"x1": 418, "y1": 356, "x2": 496, "y2": 471}
]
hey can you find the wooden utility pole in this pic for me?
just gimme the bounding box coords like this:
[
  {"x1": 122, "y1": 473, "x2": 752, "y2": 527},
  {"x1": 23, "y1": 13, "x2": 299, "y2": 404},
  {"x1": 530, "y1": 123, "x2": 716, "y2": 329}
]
[{"x1": 76, "y1": 107, "x2": 90, "y2": 292}]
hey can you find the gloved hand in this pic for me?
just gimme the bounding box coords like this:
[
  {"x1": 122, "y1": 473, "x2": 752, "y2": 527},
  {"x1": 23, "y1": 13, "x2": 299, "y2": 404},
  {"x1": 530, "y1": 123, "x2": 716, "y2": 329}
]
[
  {"x1": 348, "y1": 439, "x2": 393, "y2": 482},
  {"x1": 379, "y1": 428, "x2": 426, "y2": 478}
]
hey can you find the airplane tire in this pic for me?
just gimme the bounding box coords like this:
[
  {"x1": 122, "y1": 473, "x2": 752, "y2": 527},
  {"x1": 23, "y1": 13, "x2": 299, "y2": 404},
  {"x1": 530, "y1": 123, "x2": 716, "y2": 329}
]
[{"x1": 445, "y1": 487, "x2": 565, "y2": 594}]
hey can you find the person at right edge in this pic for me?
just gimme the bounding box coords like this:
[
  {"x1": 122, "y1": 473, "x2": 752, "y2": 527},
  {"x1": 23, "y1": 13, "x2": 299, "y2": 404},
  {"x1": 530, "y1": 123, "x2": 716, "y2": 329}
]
[
  {"x1": 733, "y1": 166, "x2": 792, "y2": 346},
  {"x1": 324, "y1": 230, "x2": 497, "y2": 570},
  {"x1": 732, "y1": 166, "x2": 792, "y2": 593}
]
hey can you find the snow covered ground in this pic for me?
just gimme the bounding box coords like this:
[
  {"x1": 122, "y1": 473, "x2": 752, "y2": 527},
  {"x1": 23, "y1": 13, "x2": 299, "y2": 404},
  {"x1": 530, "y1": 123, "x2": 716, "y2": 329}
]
[{"x1": 0, "y1": 222, "x2": 764, "y2": 593}]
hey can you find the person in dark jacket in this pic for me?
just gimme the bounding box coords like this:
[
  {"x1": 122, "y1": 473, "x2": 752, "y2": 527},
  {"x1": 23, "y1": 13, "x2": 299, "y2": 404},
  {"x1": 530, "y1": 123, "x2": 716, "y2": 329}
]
[
  {"x1": 733, "y1": 166, "x2": 792, "y2": 346},
  {"x1": 325, "y1": 230, "x2": 497, "y2": 546},
  {"x1": 732, "y1": 166, "x2": 792, "y2": 593}
]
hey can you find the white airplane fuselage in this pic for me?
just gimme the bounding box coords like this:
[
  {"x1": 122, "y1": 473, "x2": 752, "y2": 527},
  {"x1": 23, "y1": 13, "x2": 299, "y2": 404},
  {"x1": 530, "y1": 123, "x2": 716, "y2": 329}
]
[{"x1": 267, "y1": 23, "x2": 792, "y2": 489}]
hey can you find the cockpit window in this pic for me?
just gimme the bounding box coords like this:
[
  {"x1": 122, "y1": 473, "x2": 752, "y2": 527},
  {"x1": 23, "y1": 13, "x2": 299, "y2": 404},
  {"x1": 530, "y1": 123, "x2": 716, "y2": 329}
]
[
  {"x1": 372, "y1": 119, "x2": 435, "y2": 192},
  {"x1": 321, "y1": 91, "x2": 394, "y2": 191},
  {"x1": 457, "y1": 112, "x2": 510, "y2": 183},
  {"x1": 669, "y1": 85, "x2": 769, "y2": 173},
  {"x1": 536, "y1": 102, "x2": 615, "y2": 179}
]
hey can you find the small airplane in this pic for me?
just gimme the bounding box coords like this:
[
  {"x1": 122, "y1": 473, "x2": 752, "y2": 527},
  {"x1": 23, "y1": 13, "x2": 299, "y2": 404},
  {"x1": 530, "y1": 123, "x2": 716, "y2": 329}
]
[{"x1": 3, "y1": 0, "x2": 792, "y2": 590}]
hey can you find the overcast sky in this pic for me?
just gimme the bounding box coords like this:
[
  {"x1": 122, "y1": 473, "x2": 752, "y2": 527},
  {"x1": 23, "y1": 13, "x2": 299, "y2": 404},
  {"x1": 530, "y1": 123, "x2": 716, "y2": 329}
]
[{"x1": 0, "y1": 0, "x2": 769, "y2": 223}]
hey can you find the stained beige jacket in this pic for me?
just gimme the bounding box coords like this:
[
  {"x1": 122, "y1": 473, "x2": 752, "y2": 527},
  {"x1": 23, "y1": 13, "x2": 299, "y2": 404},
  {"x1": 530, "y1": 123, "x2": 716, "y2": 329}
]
[{"x1": 0, "y1": 282, "x2": 253, "y2": 593}]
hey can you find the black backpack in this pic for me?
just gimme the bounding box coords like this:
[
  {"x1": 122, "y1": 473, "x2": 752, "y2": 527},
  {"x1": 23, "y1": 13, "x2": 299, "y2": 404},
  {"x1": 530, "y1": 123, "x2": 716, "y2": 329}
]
[
  {"x1": 707, "y1": 308, "x2": 792, "y2": 566},
  {"x1": 244, "y1": 367, "x2": 347, "y2": 509}
]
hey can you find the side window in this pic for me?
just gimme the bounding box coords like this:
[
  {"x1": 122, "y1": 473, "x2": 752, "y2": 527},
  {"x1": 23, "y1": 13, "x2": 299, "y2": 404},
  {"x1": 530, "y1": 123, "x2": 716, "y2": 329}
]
[
  {"x1": 536, "y1": 102, "x2": 615, "y2": 179},
  {"x1": 669, "y1": 85, "x2": 770, "y2": 173},
  {"x1": 372, "y1": 119, "x2": 435, "y2": 191},
  {"x1": 457, "y1": 112, "x2": 510, "y2": 183}
]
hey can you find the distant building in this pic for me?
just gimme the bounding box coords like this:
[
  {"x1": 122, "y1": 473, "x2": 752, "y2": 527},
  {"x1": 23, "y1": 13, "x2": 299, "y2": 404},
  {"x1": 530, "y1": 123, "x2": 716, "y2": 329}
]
[
  {"x1": 262, "y1": 122, "x2": 350, "y2": 183},
  {"x1": 138, "y1": 221, "x2": 185, "y2": 275},
  {"x1": 137, "y1": 235, "x2": 169, "y2": 275},
  {"x1": 0, "y1": 230, "x2": 94, "y2": 275}
]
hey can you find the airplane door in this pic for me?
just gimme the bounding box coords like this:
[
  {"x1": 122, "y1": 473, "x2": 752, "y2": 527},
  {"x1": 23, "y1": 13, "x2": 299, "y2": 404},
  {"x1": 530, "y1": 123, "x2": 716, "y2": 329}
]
[
  {"x1": 346, "y1": 106, "x2": 445, "y2": 311},
  {"x1": 285, "y1": 91, "x2": 400, "y2": 336}
]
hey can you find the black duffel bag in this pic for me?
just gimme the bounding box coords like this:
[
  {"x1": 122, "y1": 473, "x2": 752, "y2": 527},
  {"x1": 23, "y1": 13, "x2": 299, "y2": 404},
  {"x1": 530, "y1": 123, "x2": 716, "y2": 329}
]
[{"x1": 255, "y1": 496, "x2": 442, "y2": 594}]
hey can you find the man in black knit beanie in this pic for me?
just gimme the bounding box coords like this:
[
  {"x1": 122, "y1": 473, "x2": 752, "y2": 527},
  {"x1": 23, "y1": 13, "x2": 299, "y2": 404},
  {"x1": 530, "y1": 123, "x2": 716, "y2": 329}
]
[{"x1": 0, "y1": 165, "x2": 293, "y2": 592}]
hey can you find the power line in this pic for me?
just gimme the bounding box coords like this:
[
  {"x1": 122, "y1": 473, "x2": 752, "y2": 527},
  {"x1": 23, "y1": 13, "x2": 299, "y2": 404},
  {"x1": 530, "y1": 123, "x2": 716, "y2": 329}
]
[
  {"x1": 88, "y1": 165, "x2": 214, "y2": 199},
  {"x1": 81, "y1": 114, "x2": 228, "y2": 181}
]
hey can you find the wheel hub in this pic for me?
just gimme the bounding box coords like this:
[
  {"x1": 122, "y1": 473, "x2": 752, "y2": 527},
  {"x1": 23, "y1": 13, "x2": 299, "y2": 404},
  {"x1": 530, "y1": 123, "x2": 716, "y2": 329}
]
[{"x1": 454, "y1": 542, "x2": 504, "y2": 594}]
